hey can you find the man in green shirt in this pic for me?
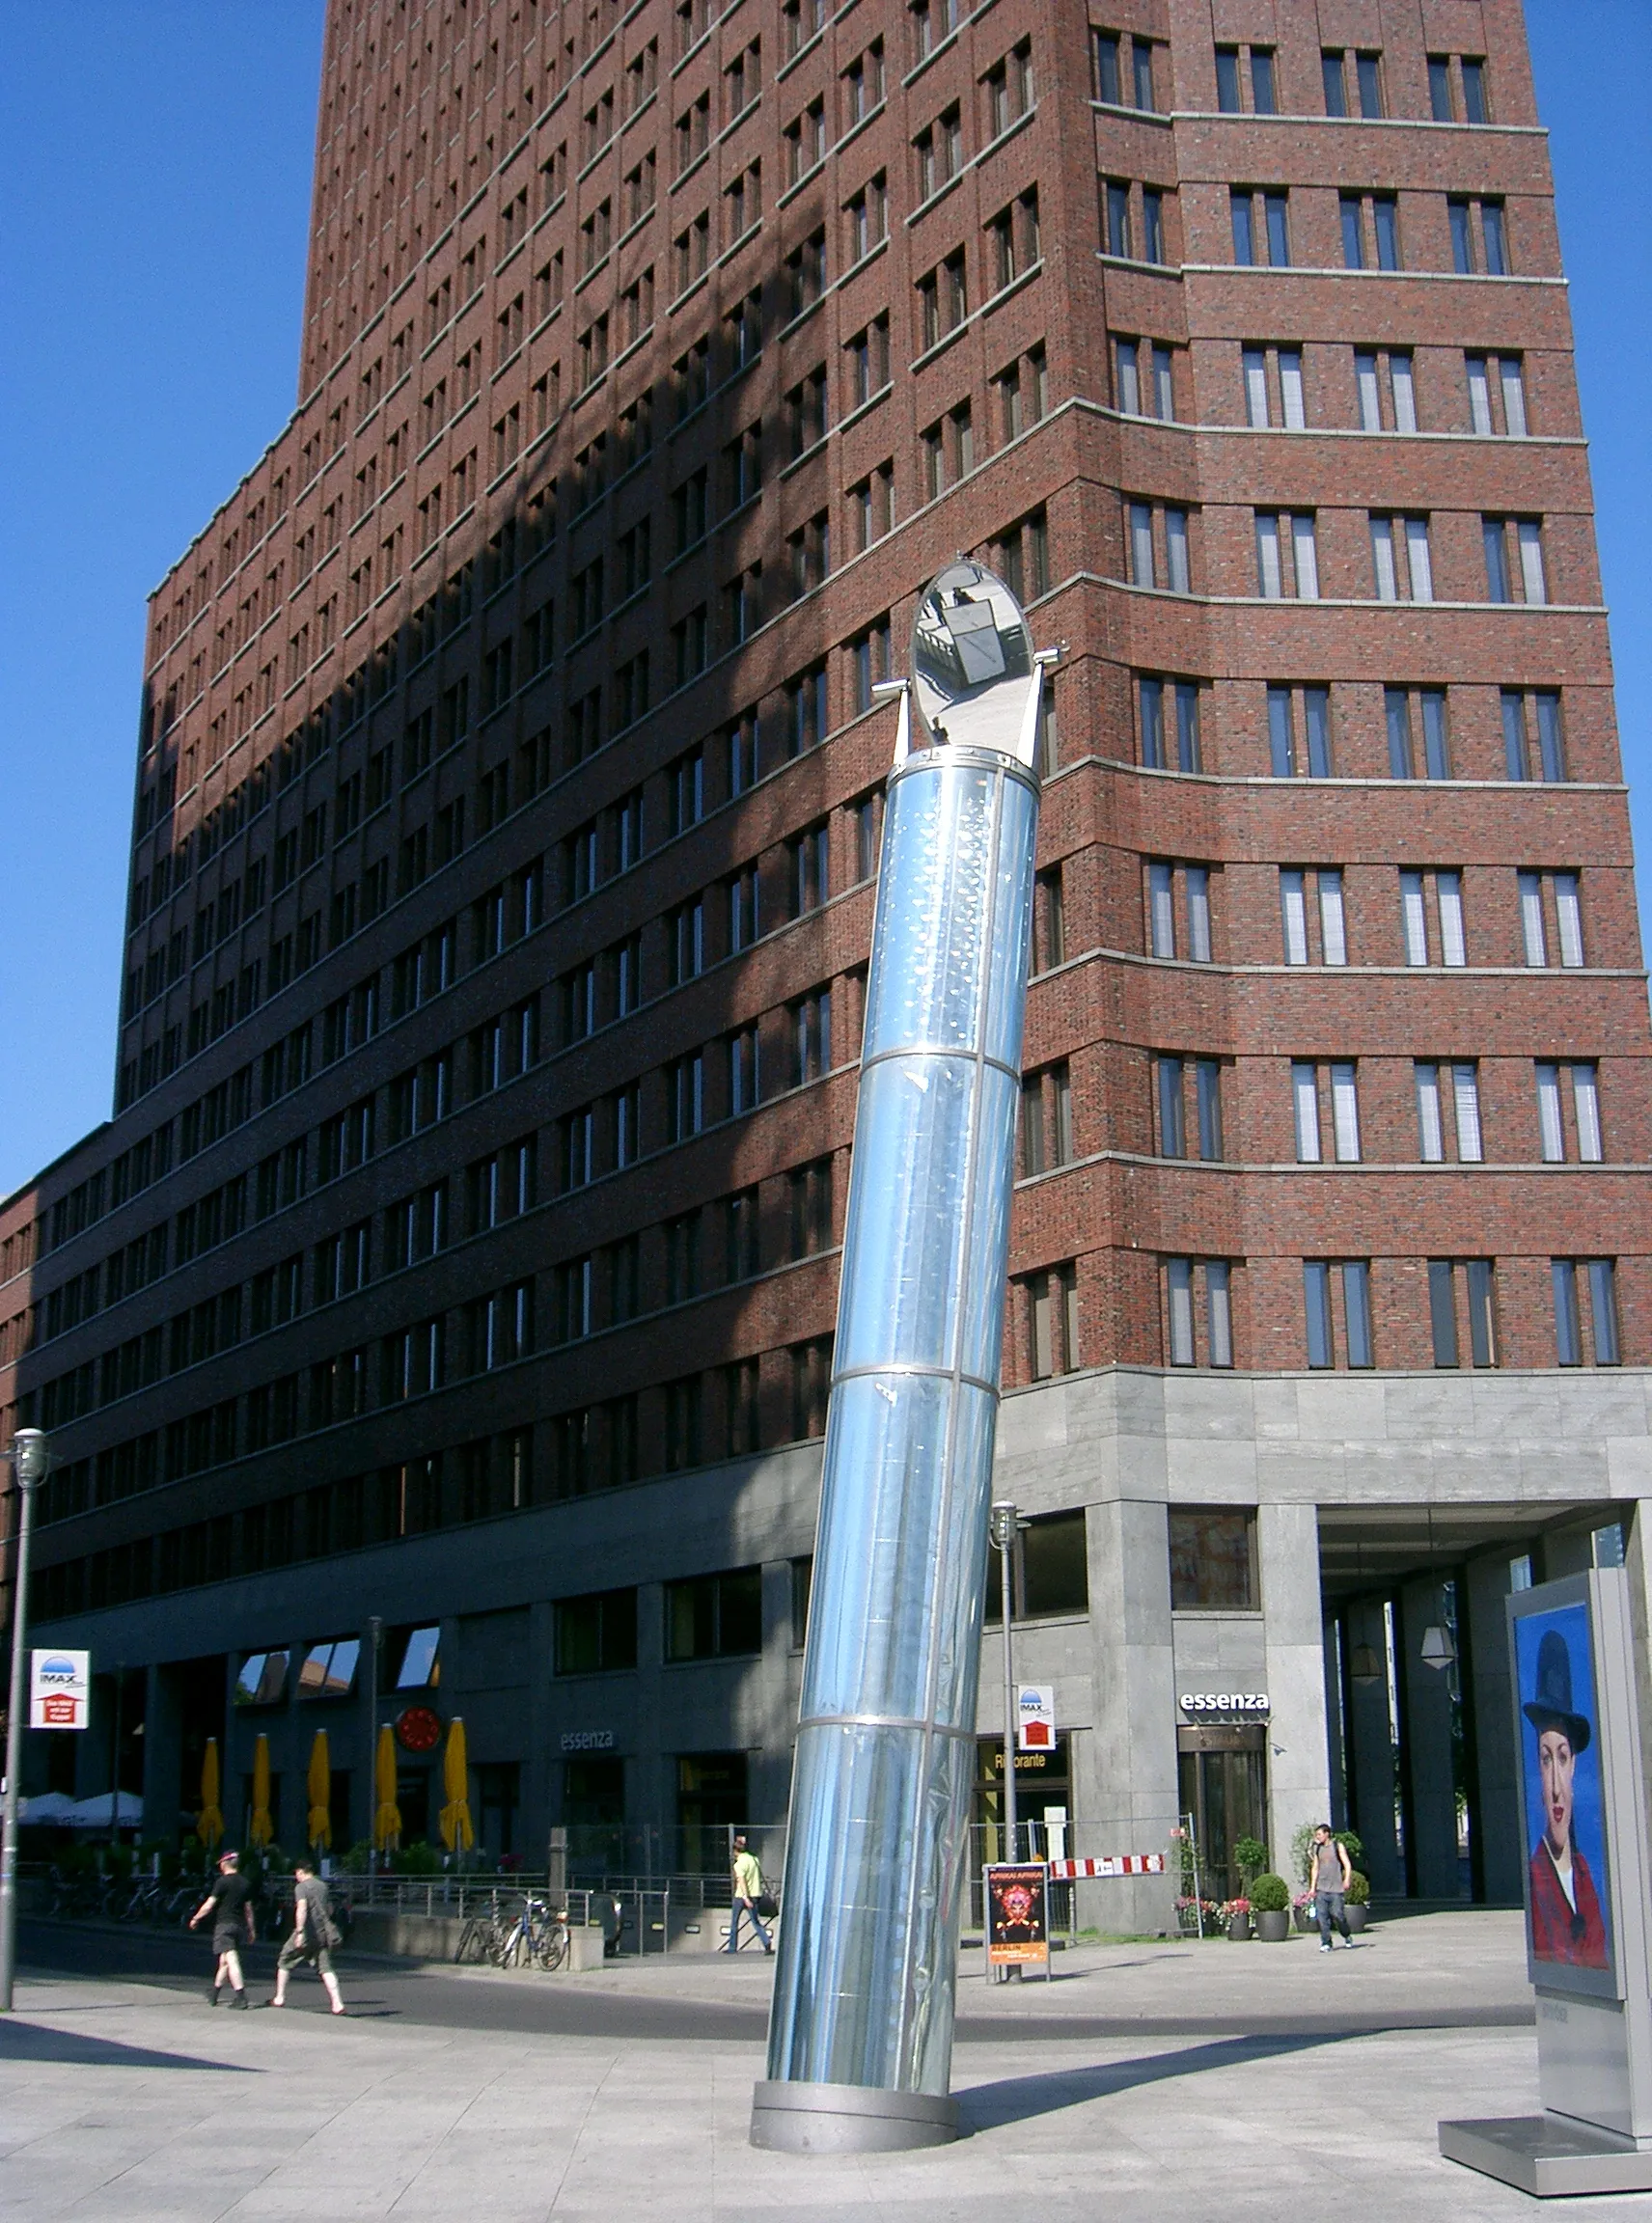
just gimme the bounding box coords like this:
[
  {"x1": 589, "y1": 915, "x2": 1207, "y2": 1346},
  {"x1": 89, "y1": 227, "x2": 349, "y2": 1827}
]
[{"x1": 727, "y1": 1834, "x2": 772, "y2": 1955}]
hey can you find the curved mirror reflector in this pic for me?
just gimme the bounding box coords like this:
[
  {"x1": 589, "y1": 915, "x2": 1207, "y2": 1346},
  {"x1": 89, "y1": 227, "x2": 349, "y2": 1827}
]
[{"x1": 911, "y1": 560, "x2": 1038, "y2": 761}]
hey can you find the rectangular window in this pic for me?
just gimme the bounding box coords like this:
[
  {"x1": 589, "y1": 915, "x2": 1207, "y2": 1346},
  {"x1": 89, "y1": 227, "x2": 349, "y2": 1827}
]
[
  {"x1": 1105, "y1": 179, "x2": 1132, "y2": 260},
  {"x1": 1386, "y1": 688, "x2": 1450, "y2": 781},
  {"x1": 1266, "y1": 193, "x2": 1290, "y2": 266},
  {"x1": 1165, "y1": 1259, "x2": 1233, "y2": 1369},
  {"x1": 1230, "y1": 189, "x2": 1254, "y2": 266},
  {"x1": 1292, "y1": 1062, "x2": 1321, "y2": 1163},
  {"x1": 1169, "y1": 1506, "x2": 1255, "y2": 1610}
]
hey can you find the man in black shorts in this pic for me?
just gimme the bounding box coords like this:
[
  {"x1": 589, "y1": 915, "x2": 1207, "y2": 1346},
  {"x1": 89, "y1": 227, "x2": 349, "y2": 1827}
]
[
  {"x1": 270, "y1": 1860, "x2": 345, "y2": 2015},
  {"x1": 188, "y1": 1850, "x2": 255, "y2": 2007}
]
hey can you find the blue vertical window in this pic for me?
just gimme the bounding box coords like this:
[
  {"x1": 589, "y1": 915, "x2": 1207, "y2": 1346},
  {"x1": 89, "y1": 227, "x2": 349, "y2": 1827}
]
[
  {"x1": 1304, "y1": 1262, "x2": 1334, "y2": 1368},
  {"x1": 1230, "y1": 189, "x2": 1255, "y2": 265},
  {"x1": 1265, "y1": 192, "x2": 1290, "y2": 265},
  {"x1": 1140, "y1": 675, "x2": 1165, "y2": 768}
]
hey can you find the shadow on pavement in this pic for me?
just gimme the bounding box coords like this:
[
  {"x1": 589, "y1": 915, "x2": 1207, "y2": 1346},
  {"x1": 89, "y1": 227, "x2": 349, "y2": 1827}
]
[
  {"x1": 0, "y1": 2019, "x2": 257, "y2": 2072},
  {"x1": 957, "y1": 2031, "x2": 1355, "y2": 2129}
]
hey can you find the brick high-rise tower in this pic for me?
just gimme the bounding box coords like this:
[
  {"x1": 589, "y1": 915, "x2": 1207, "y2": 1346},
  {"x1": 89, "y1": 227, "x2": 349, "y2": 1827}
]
[{"x1": 2, "y1": 0, "x2": 1647, "y2": 1910}]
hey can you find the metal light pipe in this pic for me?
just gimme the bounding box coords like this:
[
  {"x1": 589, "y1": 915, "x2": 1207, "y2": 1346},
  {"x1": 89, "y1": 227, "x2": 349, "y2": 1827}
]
[{"x1": 753, "y1": 563, "x2": 1046, "y2": 2153}]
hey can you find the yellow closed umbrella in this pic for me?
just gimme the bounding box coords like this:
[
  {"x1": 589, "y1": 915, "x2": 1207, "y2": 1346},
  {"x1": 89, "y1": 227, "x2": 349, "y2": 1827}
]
[
  {"x1": 438, "y1": 1717, "x2": 474, "y2": 1855},
  {"x1": 197, "y1": 1738, "x2": 224, "y2": 1851},
  {"x1": 372, "y1": 1723, "x2": 401, "y2": 1852},
  {"x1": 249, "y1": 1734, "x2": 274, "y2": 1848},
  {"x1": 306, "y1": 1729, "x2": 332, "y2": 1852}
]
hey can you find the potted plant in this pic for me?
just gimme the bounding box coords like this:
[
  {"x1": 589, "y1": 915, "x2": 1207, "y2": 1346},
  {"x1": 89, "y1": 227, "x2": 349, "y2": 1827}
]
[
  {"x1": 1344, "y1": 1870, "x2": 1370, "y2": 1933},
  {"x1": 1293, "y1": 1889, "x2": 1317, "y2": 1934},
  {"x1": 1249, "y1": 1873, "x2": 1291, "y2": 1941},
  {"x1": 1221, "y1": 1896, "x2": 1253, "y2": 1941},
  {"x1": 1232, "y1": 1835, "x2": 1268, "y2": 1889}
]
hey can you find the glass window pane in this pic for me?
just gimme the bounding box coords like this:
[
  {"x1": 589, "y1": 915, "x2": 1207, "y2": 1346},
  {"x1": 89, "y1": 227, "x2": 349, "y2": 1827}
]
[
  {"x1": 1416, "y1": 1063, "x2": 1444, "y2": 1161},
  {"x1": 1553, "y1": 1260, "x2": 1582, "y2": 1365},
  {"x1": 1167, "y1": 1257, "x2": 1195, "y2": 1363},
  {"x1": 1429, "y1": 1260, "x2": 1459, "y2": 1365},
  {"x1": 1140, "y1": 675, "x2": 1164, "y2": 767},
  {"x1": 1343, "y1": 1261, "x2": 1373, "y2": 1366},
  {"x1": 1169, "y1": 1507, "x2": 1255, "y2": 1608},
  {"x1": 1268, "y1": 686, "x2": 1294, "y2": 776},
  {"x1": 1304, "y1": 1261, "x2": 1333, "y2": 1367},
  {"x1": 398, "y1": 1627, "x2": 441, "y2": 1687},
  {"x1": 1206, "y1": 1261, "x2": 1233, "y2": 1367},
  {"x1": 1186, "y1": 867, "x2": 1212, "y2": 961},
  {"x1": 1588, "y1": 1261, "x2": 1620, "y2": 1365}
]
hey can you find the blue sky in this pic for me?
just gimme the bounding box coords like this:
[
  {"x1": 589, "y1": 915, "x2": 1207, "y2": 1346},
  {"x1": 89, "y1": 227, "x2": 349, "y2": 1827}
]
[{"x1": 1, "y1": 3, "x2": 1647, "y2": 1199}]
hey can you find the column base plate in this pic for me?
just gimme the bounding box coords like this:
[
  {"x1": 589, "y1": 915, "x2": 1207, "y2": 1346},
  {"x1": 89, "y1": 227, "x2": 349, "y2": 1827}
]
[{"x1": 751, "y1": 2079, "x2": 961, "y2": 2154}]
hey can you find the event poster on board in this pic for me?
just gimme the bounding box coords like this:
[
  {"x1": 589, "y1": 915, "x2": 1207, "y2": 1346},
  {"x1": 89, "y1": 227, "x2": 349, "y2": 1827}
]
[{"x1": 1512, "y1": 1590, "x2": 1617, "y2": 2000}]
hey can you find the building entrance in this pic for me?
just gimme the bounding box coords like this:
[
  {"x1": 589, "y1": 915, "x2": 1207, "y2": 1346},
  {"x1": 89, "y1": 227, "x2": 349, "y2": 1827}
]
[{"x1": 1177, "y1": 1729, "x2": 1266, "y2": 1901}]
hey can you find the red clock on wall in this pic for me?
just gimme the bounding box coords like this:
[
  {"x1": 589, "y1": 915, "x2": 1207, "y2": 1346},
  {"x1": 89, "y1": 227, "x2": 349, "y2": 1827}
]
[{"x1": 396, "y1": 1705, "x2": 442, "y2": 1753}]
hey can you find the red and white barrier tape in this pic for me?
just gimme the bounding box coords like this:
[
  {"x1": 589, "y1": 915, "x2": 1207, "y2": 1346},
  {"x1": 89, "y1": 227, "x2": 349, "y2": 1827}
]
[{"x1": 1047, "y1": 1853, "x2": 1166, "y2": 1880}]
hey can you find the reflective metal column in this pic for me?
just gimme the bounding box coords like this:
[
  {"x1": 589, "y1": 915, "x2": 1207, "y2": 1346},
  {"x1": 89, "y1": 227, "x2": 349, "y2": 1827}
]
[{"x1": 753, "y1": 563, "x2": 1046, "y2": 2153}]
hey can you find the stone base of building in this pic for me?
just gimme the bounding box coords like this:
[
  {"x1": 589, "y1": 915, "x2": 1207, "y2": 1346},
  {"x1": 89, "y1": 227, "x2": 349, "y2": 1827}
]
[{"x1": 749, "y1": 2079, "x2": 961, "y2": 2153}]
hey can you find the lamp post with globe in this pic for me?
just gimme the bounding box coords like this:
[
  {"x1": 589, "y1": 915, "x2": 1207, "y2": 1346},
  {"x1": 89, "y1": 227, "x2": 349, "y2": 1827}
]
[{"x1": 0, "y1": 1427, "x2": 51, "y2": 2010}]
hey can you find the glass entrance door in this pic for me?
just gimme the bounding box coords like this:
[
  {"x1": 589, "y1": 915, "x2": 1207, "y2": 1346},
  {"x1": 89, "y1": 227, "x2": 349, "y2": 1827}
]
[{"x1": 1177, "y1": 1741, "x2": 1266, "y2": 1901}]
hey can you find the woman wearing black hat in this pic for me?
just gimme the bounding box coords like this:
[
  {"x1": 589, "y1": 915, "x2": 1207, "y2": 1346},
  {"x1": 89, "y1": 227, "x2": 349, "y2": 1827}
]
[{"x1": 1525, "y1": 1627, "x2": 1608, "y2": 1969}]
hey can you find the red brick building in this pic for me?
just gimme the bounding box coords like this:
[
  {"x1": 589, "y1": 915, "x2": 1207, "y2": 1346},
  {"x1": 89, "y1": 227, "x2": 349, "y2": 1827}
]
[{"x1": 2, "y1": 0, "x2": 1646, "y2": 1907}]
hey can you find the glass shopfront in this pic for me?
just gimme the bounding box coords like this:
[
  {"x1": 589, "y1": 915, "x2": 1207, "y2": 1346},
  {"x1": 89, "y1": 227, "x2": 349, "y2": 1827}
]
[{"x1": 975, "y1": 1735, "x2": 1071, "y2": 1862}]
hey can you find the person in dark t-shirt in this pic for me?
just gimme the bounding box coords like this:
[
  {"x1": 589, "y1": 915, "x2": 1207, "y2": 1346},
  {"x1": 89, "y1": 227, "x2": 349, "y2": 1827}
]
[{"x1": 189, "y1": 1851, "x2": 255, "y2": 2007}]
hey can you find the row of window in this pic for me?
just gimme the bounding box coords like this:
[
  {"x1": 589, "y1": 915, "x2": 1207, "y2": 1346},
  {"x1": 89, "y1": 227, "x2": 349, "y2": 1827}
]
[
  {"x1": 1143, "y1": 1054, "x2": 1605, "y2": 1170},
  {"x1": 1164, "y1": 1254, "x2": 1624, "y2": 1375},
  {"x1": 1099, "y1": 175, "x2": 1517, "y2": 279},
  {"x1": 1117, "y1": 336, "x2": 1533, "y2": 440},
  {"x1": 1126, "y1": 500, "x2": 1556, "y2": 607},
  {"x1": 1095, "y1": 27, "x2": 1495, "y2": 128},
  {"x1": 1139, "y1": 679, "x2": 1568, "y2": 784},
  {"x1": 1144, "y1": 853, "x2": 1592, "y2": 972}
]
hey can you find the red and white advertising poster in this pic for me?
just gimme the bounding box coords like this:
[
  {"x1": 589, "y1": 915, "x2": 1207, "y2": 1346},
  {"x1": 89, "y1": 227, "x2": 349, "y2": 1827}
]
[{"x1": 30, "y1": 1649, "x2": 91, "y2": 1730}]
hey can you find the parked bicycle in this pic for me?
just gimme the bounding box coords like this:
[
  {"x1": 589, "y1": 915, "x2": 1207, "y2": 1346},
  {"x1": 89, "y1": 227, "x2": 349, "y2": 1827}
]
[{"x1": 455, "y1": 1891, "x2": 569, "y2": 1971}]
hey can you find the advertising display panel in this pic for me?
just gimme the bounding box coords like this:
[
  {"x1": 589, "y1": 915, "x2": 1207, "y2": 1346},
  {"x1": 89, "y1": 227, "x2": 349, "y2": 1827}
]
[
  {"x1": 1512, "y1": 1588, "x2": 1618, "y2": 1999},
  {"x1": 29, "y1": 1650, "x2": 90, "y2": 1730},
  {"x1": 985, "y1": 1861, "x2": 1049, "y2": 1969}
]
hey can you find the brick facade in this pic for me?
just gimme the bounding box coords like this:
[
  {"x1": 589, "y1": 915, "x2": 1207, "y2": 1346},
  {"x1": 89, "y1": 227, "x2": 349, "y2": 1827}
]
[{"x1": 0, "y1": 0, "x2": 1646, "y2": 1878}]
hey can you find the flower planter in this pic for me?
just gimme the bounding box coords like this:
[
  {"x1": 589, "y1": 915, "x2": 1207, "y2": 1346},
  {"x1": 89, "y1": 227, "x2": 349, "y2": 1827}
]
[
  {"x1": 1254, "y1": 1909, "x2": 1290, "y2": 1942},
  {"x1": 1345, "y1": 1904, "x2": 1368, "y2": 1934},
  {"x1": 1294, "y1": 1907, "x2": 1317, "y2": 1934},
  {"x1": 1226, "y1": 1913, "x2": 1253, "y2": 1941}
]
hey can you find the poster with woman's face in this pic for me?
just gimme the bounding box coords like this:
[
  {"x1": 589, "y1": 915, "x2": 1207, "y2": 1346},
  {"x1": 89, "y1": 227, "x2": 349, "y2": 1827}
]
[{"x1": 1513, "y1": 1597, "x2": 1616, "y2": 1997}]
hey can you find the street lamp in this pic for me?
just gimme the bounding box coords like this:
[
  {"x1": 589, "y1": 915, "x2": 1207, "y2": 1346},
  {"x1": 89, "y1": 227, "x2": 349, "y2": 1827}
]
[
  {"x1": 1, "y1": 1427, "x2": 52, "y2": 2011},
  {"x1": 989, "y1": 1501, "x2": 1031, "y2": 1862}
]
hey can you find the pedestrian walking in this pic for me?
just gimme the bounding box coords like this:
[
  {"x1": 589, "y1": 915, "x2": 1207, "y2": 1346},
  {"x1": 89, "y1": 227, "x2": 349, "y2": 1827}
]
[
  {"x1": 189, "y1": 1850, "x2": 255, "y2": 2006},
  {"x1": 1309, "y1": 1824, "x2": 1355, "y2": 1951},
  {"x1": 726, "y1": 1833, "x2": 773, "y2": 1955},
  {"x1": 269, "y1": 1859, "x2": 346, "y2": 2014}
]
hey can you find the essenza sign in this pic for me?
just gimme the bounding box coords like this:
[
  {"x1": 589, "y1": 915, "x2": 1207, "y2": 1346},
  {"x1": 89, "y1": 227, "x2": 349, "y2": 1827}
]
[
  {"x1": 1179, "y1": 1690, "x2": 1270, "y2": 1717},
  {"x1": 561, "y1": 1729, "x2": 615, "y2": 1753}
]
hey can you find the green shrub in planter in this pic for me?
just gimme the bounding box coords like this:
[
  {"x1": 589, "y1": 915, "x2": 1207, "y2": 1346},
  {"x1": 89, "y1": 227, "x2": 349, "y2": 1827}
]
[
  {"x1": 1249, "y1": 1873, "x2": 1289, "y2": 1913},
  {"x1": 1232, "y1": 1835, "x2": 1268, "y2": 1883},
  {"x1": 1344, "y1": 1870, "x2": 1370, "y2": 1907}
]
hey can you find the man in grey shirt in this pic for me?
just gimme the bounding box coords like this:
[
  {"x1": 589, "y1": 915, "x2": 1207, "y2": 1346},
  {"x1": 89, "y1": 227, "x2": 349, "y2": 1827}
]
[{"x1": 270, "y1": 1860, "x2": 346, "y2": 2014}]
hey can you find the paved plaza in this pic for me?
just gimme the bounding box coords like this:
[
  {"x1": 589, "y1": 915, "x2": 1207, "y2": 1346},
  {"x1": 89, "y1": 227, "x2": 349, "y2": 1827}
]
[{"x1": 2, "y1": 1908, "x2": 1636, "y2": 2219}]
